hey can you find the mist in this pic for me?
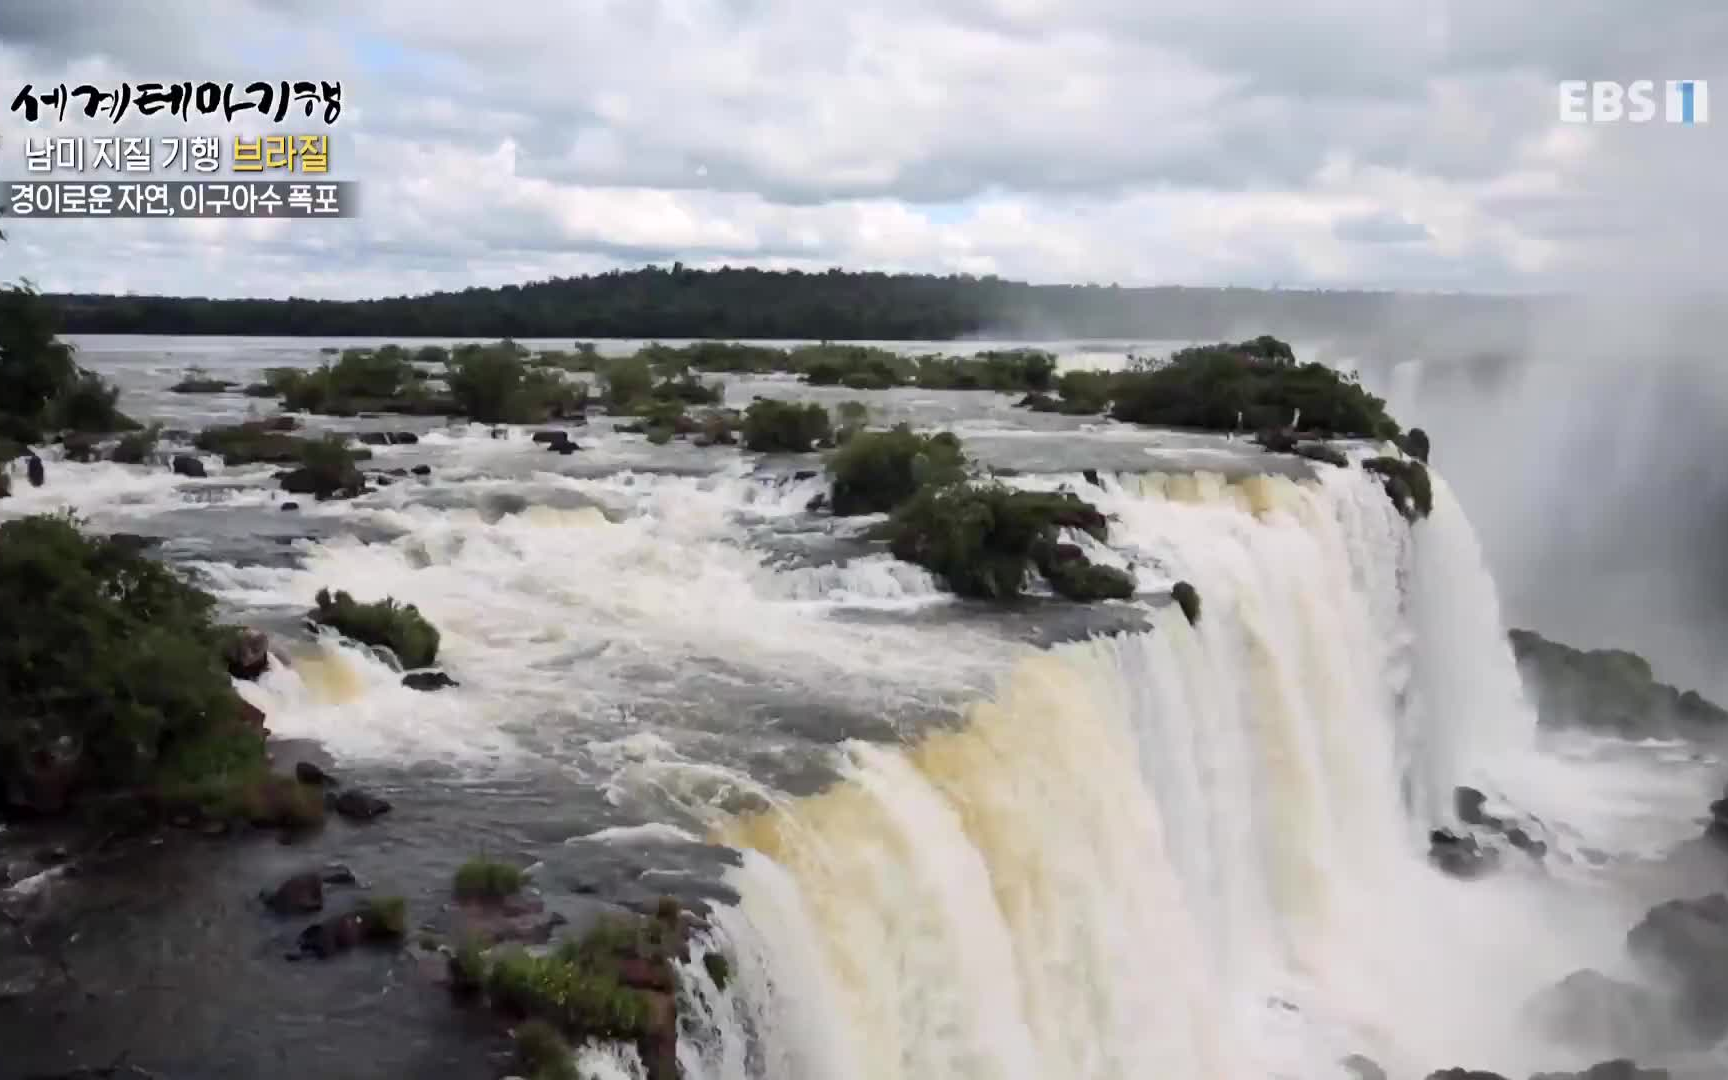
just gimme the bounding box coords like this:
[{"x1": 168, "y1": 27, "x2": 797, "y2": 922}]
[{"x1": 1340, "y1": 295, "x2": 1728, "y2": 701}]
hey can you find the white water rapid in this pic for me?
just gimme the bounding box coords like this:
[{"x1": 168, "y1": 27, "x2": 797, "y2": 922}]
[{"x1": 668, "y1": 468, "x2": 1702, "y2": 1080}]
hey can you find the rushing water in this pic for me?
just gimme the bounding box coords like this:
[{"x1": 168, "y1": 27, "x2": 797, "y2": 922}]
[{"x1": 0, "y1": 336, "x2": 1719, "y2": 1080}]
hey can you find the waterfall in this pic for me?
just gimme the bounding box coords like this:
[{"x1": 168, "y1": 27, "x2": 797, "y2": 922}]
[{"x1": 671, "y1": 468, "x2": 1619, "y2": 1080}]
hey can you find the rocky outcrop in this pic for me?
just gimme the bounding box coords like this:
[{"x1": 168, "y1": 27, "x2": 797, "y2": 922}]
[
  {"x1": 1509, "y1": 629, "x2": 1728, "y2": 740},
  {"x1": 331, "y1": 788, "x2": 392, "y2": 822},
  {"x1": 262, "y1": 871, "x2": 325, "y2": 914},
  {"x1": 296, "y1": 898, "x2": 405, "y2": 958},
  {"x1": 1626, "y1": 894, "x2": 1728, "y2": 1043},
  {"x1": 1530, "y1": 1063, "x2": 1669, "y2": 1080},
  {"x1": 531, "y1": 430, "x2": 580, "y2": 454},
  {"x1": 1525, "y1": 969, "x2": 1678, "y2": 1056}
]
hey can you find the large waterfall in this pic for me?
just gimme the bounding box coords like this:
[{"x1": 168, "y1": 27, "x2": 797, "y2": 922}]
[{"x1": 663, "y1": 469, "x2": 1660, "y2": 1080}]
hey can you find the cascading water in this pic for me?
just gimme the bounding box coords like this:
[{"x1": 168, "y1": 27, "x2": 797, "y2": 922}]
[{"x1": 672, "y1": 468, "x2": 1659, "y2": 1080}]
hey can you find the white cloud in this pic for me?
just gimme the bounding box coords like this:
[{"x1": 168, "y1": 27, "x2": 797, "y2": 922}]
[{"x1": 0, "y1": 0, "x2": 1720, "y2": 298}]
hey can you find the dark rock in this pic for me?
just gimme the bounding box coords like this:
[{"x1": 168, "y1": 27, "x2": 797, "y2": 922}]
[
  {"x1": 296, "y1": 905, "x2": 400, "y2": 958},
  {"x1": 411, "y1": 465, "x2": 432, "y2": 476},
  {"x1": 261, "y1": 871, "x2": 324, "y2": 914},
  {"x1": 280, "y1": 501, "x2": 299, "y2": 511},
  {"x1": 1530, "y1": 1062, "x2": 1670, "y2": 1080},
  {"x1": 279, "y1": 466, "x2": 365, "y2": 500},
  {"x1": 321, "y1": 863, "x2": 357, "y2": 885},
  {"x1": 805, "y1": 493, "x2": 828, "y2": 513},
  {"x1": 1526, "y1": 969, "x2": 1678, "y2": 1056},
  {"x1": 793, "y1": 470, "x2": 817, "y2": 482},
  {"x1": 401, "y1": 671, "x2": 459, "y2": 692},
  {"x1": 1341, "y1": 1055, "x2": 1387, "y2": 1080},
  {"x1": 225, "y1": 628, "x2": 271, "y2": 680},
  {"x1": 532, "y1": 430, "x2": 579, "y2": 453},
  {"x1": 294, "y1": 761, "x2": 334, "y2": 787},
  {"x1": 1294, "y1": 441, "x2": 1348, "y2": 468},
  {"x1": 1506, "y1": 826, "x2": 1547, "y2": 858},
  {"x1": 1254, "y1": 428, "x2": 1298, "y2": 454},
  {"x1": 170, "y1": 454, "x2": 207, "y2": 478},
  {"x1": 33, "y1": 845, "x2": 69, "y2": 867},
  {"x1": 1423, "y1": 1072, "x2": 1508, "y2": 1080},
  {"x1": 61, "y1": 433, "x2": 98, "y2": 462},
  {"x1": 1455, "y1": 786, "x2": 1499, "y2": 828},
  {"x1": 1171, "y1": 581, "x2": 1201, "y2": 626},
  {"x1": 1400, "y1": 427, "x2": 1431, "y2": 464},
  {"x1": 332, "y1": 788, "x2": 392, "y2": 821},
  {"x1": 25, "y1": 454, "x2": 44, "y2": 487},
  {"x1": 1429, "y1": 828, "x2": 1499, "y2": 878},
  {"x1": 1626, "y1": 894, "x2": 1728, "y2": 1041},
  {"x1": 371, "y1": 475, "x2": 395, "y2": 486},
  {"x1": 1082, "y1": 468, "x2": 1102, "y2": 488}
]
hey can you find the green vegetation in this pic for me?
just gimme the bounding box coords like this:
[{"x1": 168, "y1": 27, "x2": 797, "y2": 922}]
[
  {"x1": 40, "y1": 265, "x2": 1533, "y2": 341},
  {"x1": 447, "y1": 341, "x2": 588, "y2": 423},
  {"x1": 512, "y1": 1019, "x2": 579, "y2": 1080},
  {"x1": 1018, "y1": 337, "x2": 1399, "y2": 439},
  {"x1": 0, "y1": 284, "x2": 135, "y2": 443},
  {"x1": 0, "y1": 513, "x2": 265, "y2": 816},
  {"x1": 1400, "y1": 427, "x2": 1431, "y2": 463},
  {"x1": 309, "y1": 588, "x2": 441, "y2": 669},
  {"x1": 826, "y1": 426, "x2": 966, "y2": 516},
  {"x1": 454, "y1": 857, "x2": 526, "y2": 901},
  {"x1": 485, "y1": 935, "x2": 652, "y2": 1038},
  {"x1": 110, "y1": 423, "x2": 163, "y2": 465},
  {"x1": 1362, "y1": 456, "x2": 1434, "y2": 521},
  {"x1": 278, "y1": 434, "x2": 368, "y2": 500},
  {"x1": 193, "y1": 418, "x2": 304, "y2": 465},
  {"x1": 885, "y1": 483, "x2": 1129, "y2": 603},
  {"x1": 363, "y1": 895, "x2": 408, "y2": 938},
  {"x1": 742, "y1": 400, "x2": 832, "y2": 452},
  {"x1": 449, "y1": 933, "x2": 488, "y2": 996}
]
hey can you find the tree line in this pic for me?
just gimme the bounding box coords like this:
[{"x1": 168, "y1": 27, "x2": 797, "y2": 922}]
[{"x1": 43, "y1": 264, "x2": 1543, "y2": 340}]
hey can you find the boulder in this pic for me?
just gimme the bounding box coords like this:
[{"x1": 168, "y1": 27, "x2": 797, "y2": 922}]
[
  {"x1": 332, "y1": 788, "x2": 392, "y2": 821},
  {"x1": 1294, "y1": 441, "x2": 1348, "y2": 468},
  {"x1": 532, "y1": 430, "x2": 579, "y2": 453},
  {"x1": 1429, "y1": 828, "x2": 1499, "y2": 878},
  {"x1": 1082, "y1": 468, "x2": 1102, "y2": 488},
  {"x1": 171, "y1": 454, "x2": 207, "y2": 478},
  {"x1": 26, "y1": 453, "x2": 45, "y2": 488},
  {"x1": 1254, "y1": 428, "x2": 1298, "y2": 454},
  {"x1": 296, "y1": 901, "x2": 403, "y2": 958},
  {"x1": 1455, "y1": 786, "x2": 1499, "y2": 828},
  {"x1": 280, "y1": 501, "x2": 299, "y2": 511},
  {"x1": 1423, "y1": 1072, "x2": 1508, "y2": 1080},
  {"x1": 261, "y1": 871, "x2": 324, "y2": 914},
  {"x1": 411, "y1": 465, "x2": 432, "y2": 476},
  {"x1": 402, "y1": 671, "x2": 459, "y2": 692},
  {"x1": 1626, "y1": 894, "x2": 1728, "y2": 1041},
  {"x1": 225, "y1": 628, "x2": 271, "y2": 680},
  {"x1": 1171, "y1": 581, "x2": 1201, "y2": 626}
]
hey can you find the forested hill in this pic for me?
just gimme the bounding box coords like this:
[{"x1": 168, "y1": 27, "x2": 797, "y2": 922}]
[{"x1": 46, "y1": 265, "x2": 1542, "y2": 341}]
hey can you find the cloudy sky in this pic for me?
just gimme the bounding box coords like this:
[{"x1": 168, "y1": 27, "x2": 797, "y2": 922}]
[{"x1": 0, "y1": 0, "x2": 1721, "y2": 299}]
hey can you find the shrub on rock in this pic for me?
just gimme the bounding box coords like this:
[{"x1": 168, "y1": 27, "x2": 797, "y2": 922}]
[
  {"x1": 449, "y1": 343, "x2": 587, "y2": 423},
  {"x1": 1362, "y1": 456, "x2": 1433, "y2": 520},
  {"x1": 826, "y1": 425, "x2": 966, "y2": 516},
  {"x1": 194, "y1": 419, "x2": 304, "y2": 465},
  {"x1": 742, "y1": 399, "x2": 832, "y2": 453},
  {"x1": 0, "y1": 513, "x2": 265, "y2": 816},
  {"x1": 885, "y1": 482, "x2": 1118, "y2": 602},
  {"x1": 110, "y1": 424, "x2": 162, "y2": 465},
  {"x1": 309, "y1": 587, "x2": 441, "y2": 669},
  {"x1": 278, "y1": 434, "x2": 366, "y2": 500}
]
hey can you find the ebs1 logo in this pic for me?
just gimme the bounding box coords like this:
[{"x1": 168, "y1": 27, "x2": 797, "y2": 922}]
[{"x1": 1559, "y1": 80, "x2": 1708, "y2": 124}]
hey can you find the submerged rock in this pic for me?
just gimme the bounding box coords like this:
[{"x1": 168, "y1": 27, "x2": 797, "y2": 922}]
[
  {"x1": 402, "y1": 671, "x2": 459, "y2": 692},
  {"x1": 170, "y1": 454, "x2": 206, "y2": 478},
  {"x1": 532, "y1": 430, "x2": 580, "y2": 453},
  {"x1": 331, "y1": 788, "x2": 392, "y2": 821},
  {"x1": 262, "y1": 871, "x2": 324, "y2": 914},
  {"x1": 294, "y1": 761, "x2": 334, "y2": 787}
]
